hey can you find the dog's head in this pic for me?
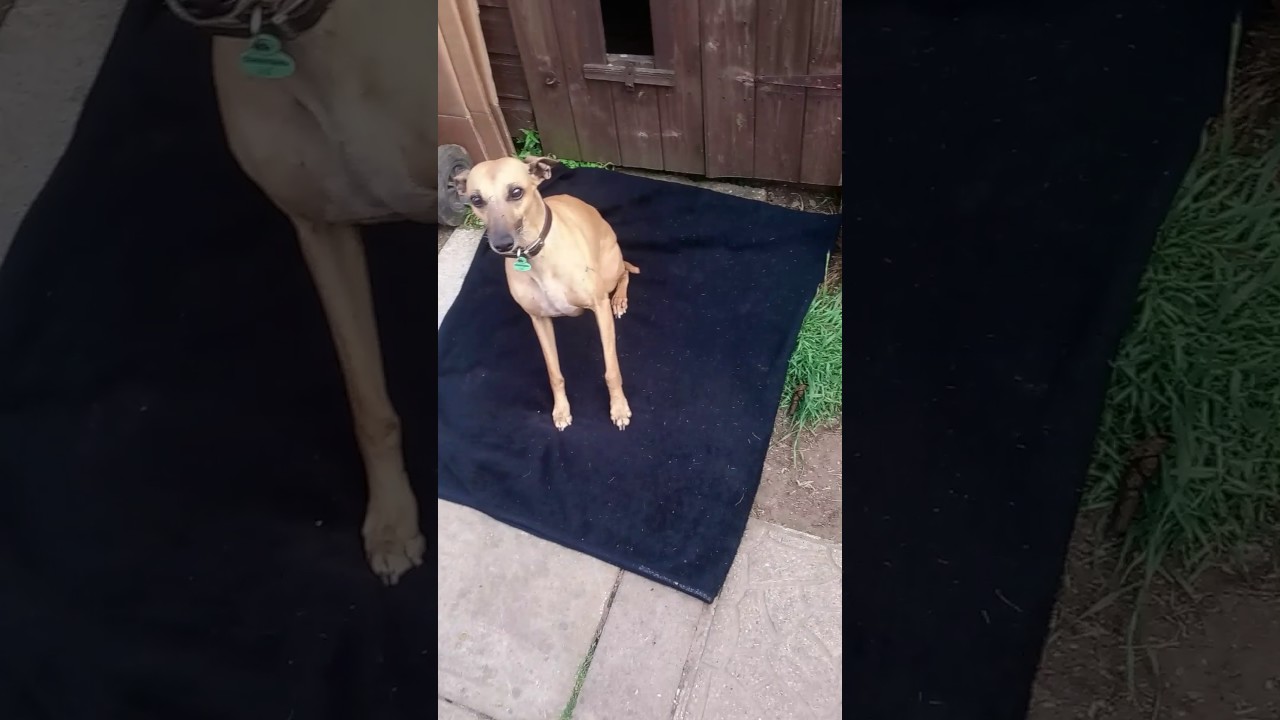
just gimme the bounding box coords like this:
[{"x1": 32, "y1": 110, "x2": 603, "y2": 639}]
[{"x1": 453, "y1": 156, "x2": 558, "y2": 254}]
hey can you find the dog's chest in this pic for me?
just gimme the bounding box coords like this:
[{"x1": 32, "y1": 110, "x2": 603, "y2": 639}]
[
  {"x1": 211, "y1": 0, "x2": 436, "y2": 224},
  {"x1": 510, "y1": 265, "x2": 588, "y2": 318}
]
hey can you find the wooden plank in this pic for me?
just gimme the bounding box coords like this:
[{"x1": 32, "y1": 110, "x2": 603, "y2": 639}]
[
  {"x1": 650, "y1": 0, "x2": 705, "y2": 175},
  {"x1": 756, "y1": 74, "x2": 840, "y2": 89},
  {"x1": 700, "y1": 0, "x2": 757, "y2": 178},
  {"x1": 549, "y1": 0, "x2": 621, "y2": 165},
  {"x1": 478, "y1": 5, "x2": 520, "y2": 55},
  {"x1": 610, "y1": 84, "x2": 665, "y2": 170},
  {"x1": 501, "y1": 99, "x2": 537, "y2": 135},
  {"x1": 437, "y1": 27, "x2": 470, "y2": 118},
  {"x1": 439, "y1": 114, "x2": 481, "y2": 164},
  {"x1": 455, "y1": 0, "x2": 515, "y2": 157},
  {"x1": 581, "y1": 64, "x2": 676, "y2": 87},
  {"x1": 752, "y1": 0, "x2": 813, "y2": 183},
  {"x1": 508, "y1": 0, "x2": 581, "y2": 158},
  {"x1": 489, "y1": 54, "x2": 530, "y2": 100},
  {"x1": 799, "y1": 0, "x2": 842, "y2": 186}
]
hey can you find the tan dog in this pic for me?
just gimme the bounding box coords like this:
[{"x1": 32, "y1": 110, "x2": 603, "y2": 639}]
[
  {"x1": 455, "y1": 157, "x2": 639, "y2": 431},
  {"x1": 168, "y1": 0, "x2": 432, "y2": 584}
]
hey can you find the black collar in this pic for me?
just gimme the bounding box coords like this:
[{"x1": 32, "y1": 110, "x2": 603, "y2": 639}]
[
  {"x1": 165, "y1": 0, "x2": 333, "y2": 40},
  {"x1": 492, "y1": 204, "x2": 554, "y2": 259}
]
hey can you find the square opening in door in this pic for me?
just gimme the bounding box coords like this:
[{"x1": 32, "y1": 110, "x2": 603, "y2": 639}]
[{"x1": 601, "y1": 1, "x2": 655, "y2": 56}]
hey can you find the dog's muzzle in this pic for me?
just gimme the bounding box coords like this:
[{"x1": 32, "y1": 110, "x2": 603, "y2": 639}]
[{"x1": 488, "y1": 206, "x2": 555, "y2": 259}]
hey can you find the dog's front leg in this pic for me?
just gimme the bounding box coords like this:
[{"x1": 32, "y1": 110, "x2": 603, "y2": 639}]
[
  {"x1": 592, "y1": 300, "x2": 632, "y2": 430},
  {"x1": 528, "y1": 315, "x2": 572, "y2": 430},
  {"x1": 291, "y1": 217, "x2": 424, "y2": 584}
]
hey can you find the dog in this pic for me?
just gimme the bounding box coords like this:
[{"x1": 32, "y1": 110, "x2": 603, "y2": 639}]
[
  {"x1": 454, "y1": 157, "x2": 639, "y2": 431},
  {"x1": 166, "y1": 0, "x2": 431, "y2": 584}
]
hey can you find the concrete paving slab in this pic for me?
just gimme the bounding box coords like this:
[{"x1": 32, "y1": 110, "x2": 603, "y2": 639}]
[
  {"x1": 438, "y1": 697, "x2": 495, "y2": 720},
  {"x1": 0, "y1": 0, "x2": 127, "y2": 263},
  {"x1": 673, "y1": 520, "x2": 843, "y2": 720},
  {"x1": 574, "y1": 572, "x2": 706, "y2": 720},
  {"x1": 437, "y1": 226, "x2": 482, "y2": 328},
  {"x1": 437, "y1": 500, "x2": 621, "y2": 720}
]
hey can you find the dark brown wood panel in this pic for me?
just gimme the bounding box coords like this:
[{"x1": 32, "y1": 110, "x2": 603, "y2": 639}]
[
  {"x1": 508, "y1": 0, "x2": 580, "y2": 157},
  {"x1": 489, "y1": 54, "x2": 530, "y2": 101},
  {"x1": 582, "y1": 64, "x2": 675, "y2": 87},
  {"x1": 650, "y1": 0, "x2": 705, "y2": 175},
  {"x1": 479, "y1": 5, "x2": 520, "y2": 55},
  {"x1": 501, "y1": 99, "x2": 536, "y2": 135},
  {"x1": 549, "y1": 0, "x2": 621, "y2": 165},
  {"x1": 701, "y1": 0, "x2": 757, "y2": 178},
  {"x1": 753, "y1": 0, "x2": 813, "y2": 183},
  {"x1": 799, "y1": 0, "x2": 841, "y2": 186},
  {"x1": 610, "y1": 84, "x2": 665, "y2": 170}
]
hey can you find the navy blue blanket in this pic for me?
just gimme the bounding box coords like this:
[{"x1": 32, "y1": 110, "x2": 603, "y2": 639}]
[
  {"x1": 438, "y1": 166, "x2": 841, "y2": 601},
  {"x1": 843, "y1": 0, "x2": 1242, "y2": 718}
]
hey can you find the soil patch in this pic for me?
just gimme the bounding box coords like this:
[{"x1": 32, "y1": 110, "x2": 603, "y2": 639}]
[
  {"x1": 1030, "y1": 513, "x2": 1280, "y2": 719},
  {"x1": 753, "y1": 416, "x2": 843, "y2": 543}
]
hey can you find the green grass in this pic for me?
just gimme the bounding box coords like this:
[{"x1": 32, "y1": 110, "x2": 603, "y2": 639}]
[
  {"x1": 558, "y1": 635, "x2": 598, "y2": 720},
  {"x1": 780, "y1": 282, "x2": 843, "y2": 430},
  {"x1": 515, "y1": 128, "x2": 611, "y2": 170},
  {"x1": 1084, "y1": 16, "x2": 1280, "y2": 599}
]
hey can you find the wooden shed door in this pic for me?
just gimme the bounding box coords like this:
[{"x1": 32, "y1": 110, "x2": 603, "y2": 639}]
[
  {"x1": 702, "y1": 0, "x2": 842, "y2": 186},
  {"x1": 508, "y1": 0, "x2": 841, "y2": 186},
  {"x1": 508, "y1": 0, "x2": 705, "y2": 175}
]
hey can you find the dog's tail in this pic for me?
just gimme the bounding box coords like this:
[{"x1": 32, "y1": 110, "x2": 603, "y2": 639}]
[{"x1": 624, "y1": 262, "x2": 641, "y2": 275}]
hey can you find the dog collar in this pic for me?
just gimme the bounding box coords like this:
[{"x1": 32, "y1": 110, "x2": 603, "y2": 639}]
[
  {"x1": 164, "y1": 0, "x2": 332, "y2": 40},
  {"x1": 493, "y1": 204, "x2": 554, "y2": 260}
]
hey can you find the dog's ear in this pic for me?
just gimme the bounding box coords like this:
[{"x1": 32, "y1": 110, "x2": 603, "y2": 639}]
[
  {"x1": 524, "y1": 156, "x2": 558, "y2": 184},
  {"x1": 452, "y1": 168, "x2": 470, "y2": 200}
]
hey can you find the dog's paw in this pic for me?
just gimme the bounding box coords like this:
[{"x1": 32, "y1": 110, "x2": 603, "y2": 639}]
[
  {"x1": 610, "y1": 401, "x2": 632, "y2": 430},
  {"x1": 612, "y1": 296, "x2": 628, "y2": 319},
  {"x1": 362, "y1": 515, "x2": 425, "y2": 586},
  {"x1": 553, "y1": 405, "x2": 573, "y2": 430}
]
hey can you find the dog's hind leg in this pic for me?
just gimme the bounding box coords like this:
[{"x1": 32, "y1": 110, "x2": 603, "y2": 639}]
[
  {"x1": 593, "y1": 300, "x2": 633, "y2": 429},
  {"x1": 529, "y1": 315, "x2": 573, "y2": 430},
  {"x1": 291, "y1": 217, "x2": 424, "y2": 584},
  {"x1": 611, "y1": 262, "x2": 639, "y2": 319}
]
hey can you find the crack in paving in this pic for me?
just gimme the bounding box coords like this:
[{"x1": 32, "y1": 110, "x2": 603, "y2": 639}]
[
  {"x1": 439, "y1": 695, "x2": 499, "y2": 720},
  {"x1": 560, "y1": 569, "x2": 624, "y2": 720}
]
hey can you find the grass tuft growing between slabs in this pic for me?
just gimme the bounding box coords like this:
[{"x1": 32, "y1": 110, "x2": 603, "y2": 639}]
[
  {"x1": 780, "y1": 278, "x2": 843, "y2": 432},
  {"x1": 558, "y1": 637, "x2": 597, "y2": 720},
  {"x1": 1084, "y1": 15, "x2": 1280, "y2": 612}
]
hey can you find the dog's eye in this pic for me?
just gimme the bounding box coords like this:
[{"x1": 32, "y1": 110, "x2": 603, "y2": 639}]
[
  {"x1": 470, "y1": 195, "x2": 485, "y2": 207},
  {"x1": 509, "y1": 187, "x2": 524, "y2": 201}
]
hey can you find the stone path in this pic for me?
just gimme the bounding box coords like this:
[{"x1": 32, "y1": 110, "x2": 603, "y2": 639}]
[
  {"x1": 0, "y1": 0, "x2": 126, "y2": 263},
  {"x1": 437, "y1": 223, "x2": 843, "y2": 719}
]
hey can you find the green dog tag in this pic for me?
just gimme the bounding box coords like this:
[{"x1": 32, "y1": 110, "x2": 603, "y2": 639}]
[
  {"x1": 513, "y1": 256, "x2": 532, "y2": 272},
  {"x1": 240, "y1": 34, "x2": 296, "y2": 79}
]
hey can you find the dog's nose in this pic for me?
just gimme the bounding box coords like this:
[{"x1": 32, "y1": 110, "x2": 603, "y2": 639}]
[{"x1": 487, "y1": 235, "x2": 515, "y2": 252}]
